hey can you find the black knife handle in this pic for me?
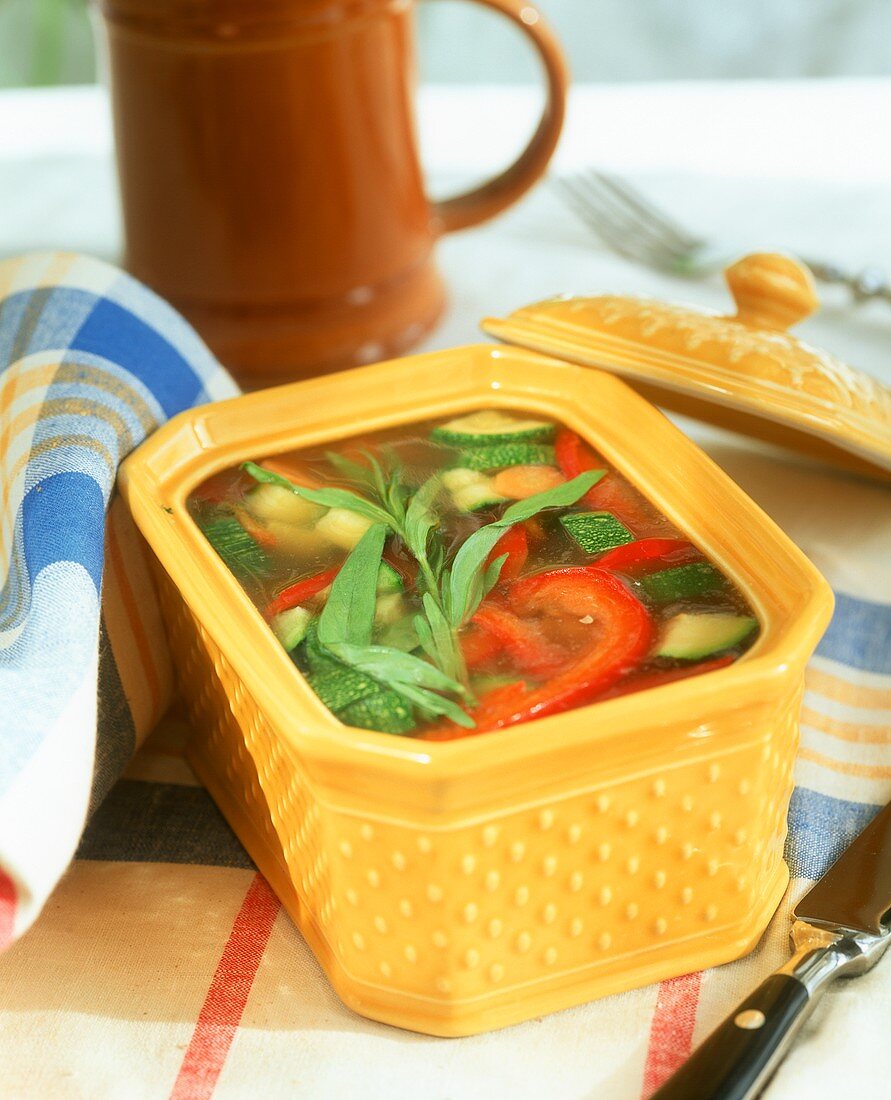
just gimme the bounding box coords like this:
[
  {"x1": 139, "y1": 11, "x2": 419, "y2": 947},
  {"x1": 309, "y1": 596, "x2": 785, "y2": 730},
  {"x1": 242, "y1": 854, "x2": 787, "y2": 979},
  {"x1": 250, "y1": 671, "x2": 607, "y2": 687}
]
[{"x1": 649, "y1": 974, "x2": 810, "y2": 1100}]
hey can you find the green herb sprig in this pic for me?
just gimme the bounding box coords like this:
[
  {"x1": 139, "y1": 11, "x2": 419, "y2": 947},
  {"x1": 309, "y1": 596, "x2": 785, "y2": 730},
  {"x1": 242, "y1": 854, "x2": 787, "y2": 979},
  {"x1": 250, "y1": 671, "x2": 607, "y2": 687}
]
[{"x1": 243, "y1": 456, "x2": 604, "y2": 730}]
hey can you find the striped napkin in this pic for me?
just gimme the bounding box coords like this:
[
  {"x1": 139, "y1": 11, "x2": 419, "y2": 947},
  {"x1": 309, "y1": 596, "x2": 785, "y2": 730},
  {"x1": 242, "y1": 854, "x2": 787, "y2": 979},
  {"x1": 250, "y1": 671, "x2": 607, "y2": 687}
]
[
  {"x1": 0, "y1": 251, "x2": 889, "y2": 1099},
  {"x1": 0, "y1": 251, "x2": 236, "y2": 950}
]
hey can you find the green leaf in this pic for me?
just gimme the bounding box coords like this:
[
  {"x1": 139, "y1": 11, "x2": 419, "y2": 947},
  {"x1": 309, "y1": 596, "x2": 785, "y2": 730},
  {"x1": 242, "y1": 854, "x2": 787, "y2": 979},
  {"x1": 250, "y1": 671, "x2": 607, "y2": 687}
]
[
  {"x1": 317, "y1": 523, "x2": 387, "y2": 648},
  {"x1": 384, "y1": 472, "x2": 408, "y2": 525},
  {"x1": 242, "y1": 462, "x2": 394, "y2": 528},
  {"x1": 500, "y1": 469, "x2": 606, "y2": 524},
  {"x1": 325, "y1": 450, "x2": 375, "y2": 487},
  {"x1": 362, "y1": 451, "x2": 389, "y2": 501},
  {"x1": 483, "y1": 553, "x2": 508, "y2": 597},
  {"x1": 413, "y1": 612, "x2": 438, "y2": 662},
  {"x1": 446, "y1": 526, "x2": 507, "y2": 627},
  {"x1": 422, "y1": 591, "x2": 465, "y2": 684},
  {"x1": 391, "y1": 682, "x2": 476, "y2": 729},
  {"x1": 403, "y1": 475, "x2": 441, "y2": 564},
  {"x1": 326, "y1": 643, "x2": 468, "y2": 697},
  {"x1": 447, "y1": 470, "x2": 604, "y2": 626}
]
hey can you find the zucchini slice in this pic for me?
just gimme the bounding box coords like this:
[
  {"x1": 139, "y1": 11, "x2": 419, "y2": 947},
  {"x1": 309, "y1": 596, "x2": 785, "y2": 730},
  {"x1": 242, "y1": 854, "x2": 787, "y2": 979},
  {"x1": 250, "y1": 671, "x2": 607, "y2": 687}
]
[
  {"x1": 657, "y1": 613, "x2": 757, "y2": 660},
  {"x1": 640, "y1": 563, "x2": 729, "y2": 603},
  {"x1": 431, "y1": 409, "x2": 555, "y2": 446},
  {"x1": 458, "y1": 442, "x2": 555, "y2": 472},
  {"x1": 561, "y1": 511, "x2": 634, "y2": 555},
  {"x1": 339, "y1": 690, "x2": 416, "y2": 735},
  {"x1": 301, "y1": 625, "x2": 417, "y2": 735},
  {"x1": 442, "y1": 467, "x2": 507, "y2": 512},
  {"x1": 201, "y1": 516, "x2": 269, "y2": 578},
  {"x1": 270, "y1": 606, "x2": 313, "y2": 652}
]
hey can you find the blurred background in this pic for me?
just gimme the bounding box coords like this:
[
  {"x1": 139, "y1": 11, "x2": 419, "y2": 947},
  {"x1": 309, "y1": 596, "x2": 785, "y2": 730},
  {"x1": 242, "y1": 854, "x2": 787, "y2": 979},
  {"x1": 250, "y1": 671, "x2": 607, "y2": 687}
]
[{"x1": 2, "y1": 0, "x2": 891, "y2": 87}]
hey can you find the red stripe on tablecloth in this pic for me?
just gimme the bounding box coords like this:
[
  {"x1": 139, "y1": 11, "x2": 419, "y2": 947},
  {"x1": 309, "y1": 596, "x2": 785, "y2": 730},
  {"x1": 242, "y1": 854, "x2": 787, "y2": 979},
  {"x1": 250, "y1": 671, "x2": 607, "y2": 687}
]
[
  {"x1": 169, "y1": 873, "x2": 281, "y2": 1100},
  {"x1": 0, "y1": 867, "x2": 17, "y2": 948},
  {"x1": 641, "y1": 971, "x2": 702, "y2": 1097}
]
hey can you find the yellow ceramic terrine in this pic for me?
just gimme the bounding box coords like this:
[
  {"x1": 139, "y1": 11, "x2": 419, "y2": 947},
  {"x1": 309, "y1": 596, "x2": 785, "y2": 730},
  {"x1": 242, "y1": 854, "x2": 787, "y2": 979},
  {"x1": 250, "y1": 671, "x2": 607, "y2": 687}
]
[{"x1": 119, "y1": 260, "x2": 836, "y2": 1033}]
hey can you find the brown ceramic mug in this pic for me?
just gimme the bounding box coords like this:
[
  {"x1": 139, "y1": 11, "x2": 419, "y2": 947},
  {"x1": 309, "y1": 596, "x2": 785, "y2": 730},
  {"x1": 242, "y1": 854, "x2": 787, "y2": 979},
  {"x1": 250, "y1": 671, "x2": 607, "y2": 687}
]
[{"x1": 94, "y1": 0, "x2": 568, "y2": 388}]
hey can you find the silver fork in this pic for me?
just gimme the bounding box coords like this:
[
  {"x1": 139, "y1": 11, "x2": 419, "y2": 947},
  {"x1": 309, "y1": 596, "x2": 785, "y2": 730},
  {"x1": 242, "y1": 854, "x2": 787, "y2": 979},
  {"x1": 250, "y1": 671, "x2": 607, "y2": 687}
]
[{"x1": 555, "y1": 169, "x2": 891, "y2": 305}]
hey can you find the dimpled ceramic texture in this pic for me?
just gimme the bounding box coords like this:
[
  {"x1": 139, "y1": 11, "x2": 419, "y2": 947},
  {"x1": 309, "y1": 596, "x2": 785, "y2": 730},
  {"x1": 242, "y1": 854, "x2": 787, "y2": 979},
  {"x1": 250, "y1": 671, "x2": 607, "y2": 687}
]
[
  {"x1": 483, "y1": 253, "x2": 891, "y2": 482},
  {"x1": 118, "y1": 346, "x2": 832, "y2": 1036}
]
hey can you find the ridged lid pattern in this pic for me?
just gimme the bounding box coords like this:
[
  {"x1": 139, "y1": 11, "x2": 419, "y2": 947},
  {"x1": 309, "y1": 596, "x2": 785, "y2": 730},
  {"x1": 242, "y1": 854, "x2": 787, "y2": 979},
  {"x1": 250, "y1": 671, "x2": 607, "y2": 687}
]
[{"x1": 483, "y1": 253, "x2": 891, "y2": 481}]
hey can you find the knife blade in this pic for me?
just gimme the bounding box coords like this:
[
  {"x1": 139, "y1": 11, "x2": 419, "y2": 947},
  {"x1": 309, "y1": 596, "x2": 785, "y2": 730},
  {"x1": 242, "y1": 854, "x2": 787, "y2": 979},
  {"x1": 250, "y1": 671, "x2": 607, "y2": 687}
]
[{"x1": 651, "y1": 799, "x2": 891, "y2": 1100}]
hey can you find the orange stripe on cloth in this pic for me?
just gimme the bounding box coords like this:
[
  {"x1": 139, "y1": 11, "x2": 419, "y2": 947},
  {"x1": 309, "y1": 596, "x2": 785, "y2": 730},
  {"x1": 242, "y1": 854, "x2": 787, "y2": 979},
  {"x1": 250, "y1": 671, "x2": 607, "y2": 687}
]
[
  {"x1": 801, "y1": 705, "x2": 891, "y2": 745},
  {"x1": 169, "y1": 874, "x2": 281, "y2": 1100},
  {"x1": 641, "y1": 971, "x2": 702, "y2": 1097},
  {"x1": 797, "y1": 745, "x2": 891, "y2": 779},
  {"x1": 806, "y1": 667, "x2": 891, "y2": 710},
  {"x1": 0, "y1": 867, "x2": 16, "y2": 949}
]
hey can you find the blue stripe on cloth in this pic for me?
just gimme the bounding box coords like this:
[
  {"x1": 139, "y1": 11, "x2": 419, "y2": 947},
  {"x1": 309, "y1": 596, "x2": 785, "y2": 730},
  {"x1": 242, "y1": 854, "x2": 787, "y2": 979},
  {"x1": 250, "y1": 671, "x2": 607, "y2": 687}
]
[
  {"x1": 22, "y1": 472, "x2": 105, "y2": 591},
  {"x1": 785, "y1": 787, "x2": 881, "y2": 880},
  {"x1": 105, "y1": 269, "x2": 225, "y2": 381},
  {"x1": 0, "y1": 286, "x2": 99, "y2": 367},
  {"x1": 817, "y1": 591, "x2": 891, "y2": 674},
  {"x1": 70, "y1": 298, "x2": 204, "y2": 419}
]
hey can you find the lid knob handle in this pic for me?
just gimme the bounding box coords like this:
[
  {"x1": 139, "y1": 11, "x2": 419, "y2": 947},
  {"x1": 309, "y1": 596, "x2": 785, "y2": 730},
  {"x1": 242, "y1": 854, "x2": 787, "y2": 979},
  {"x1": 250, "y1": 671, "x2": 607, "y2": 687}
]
[{"x1": 725, "y1": 253, "x2": 819, "y2": 331}]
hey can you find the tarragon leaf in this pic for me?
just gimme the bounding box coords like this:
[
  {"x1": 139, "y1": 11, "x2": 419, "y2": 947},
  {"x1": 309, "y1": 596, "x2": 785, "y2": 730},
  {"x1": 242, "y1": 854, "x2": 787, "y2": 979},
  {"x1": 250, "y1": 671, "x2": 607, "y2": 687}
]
[
  {"x1": 447, "y1": 470, "x2": 604, "y2": 626},
  {"x1": 483, "y1": 553, "x2": 508, "y2": 598},
  {"x1": 391, "y1": 682, "x2": 476, "y2": 729},
  {"x1": 325, "y1": 643, "x2": 468, "y2": 697},
  {"x1": 243, "y1": 462, "x2": 394, "y2": 528},
  {"x1": 413, "y1": 612, "x2": 438, "y2": 662},
  {"x1": 317, "y1": 523, "x2": 387, "y2": 648},
  {"x1": 325, "y1": 450, "x2": 375, "y2": 487},
  {"x1": 403, "y1": 475, "x2": 441, "y2": 563},
  {"x1": 384, "y1": 473, "x2": 408, "y2": 525},
  {"x1": 500, "y1": 469, "x2": 606, "y2": 524},
  {"x1": 422, "y1": 591, "x2": 465, "y2": 684},
  {"x1": 361, "y1": 450, "x2": 389, "y2": 502}
]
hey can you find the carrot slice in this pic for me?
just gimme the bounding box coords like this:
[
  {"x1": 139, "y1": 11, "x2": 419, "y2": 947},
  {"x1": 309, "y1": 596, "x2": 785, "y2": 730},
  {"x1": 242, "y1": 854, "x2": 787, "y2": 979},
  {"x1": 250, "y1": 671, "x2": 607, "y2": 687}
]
[{"x1": 491, "y1": 465, "x2": 565, "y2": 500}]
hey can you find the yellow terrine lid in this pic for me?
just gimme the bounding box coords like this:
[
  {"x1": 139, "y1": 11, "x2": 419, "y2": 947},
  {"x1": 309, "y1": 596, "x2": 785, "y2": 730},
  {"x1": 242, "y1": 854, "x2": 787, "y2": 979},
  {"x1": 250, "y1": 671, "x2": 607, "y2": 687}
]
[{"x1": 482, "y1": 252, "x2": 891, "y2": 482}]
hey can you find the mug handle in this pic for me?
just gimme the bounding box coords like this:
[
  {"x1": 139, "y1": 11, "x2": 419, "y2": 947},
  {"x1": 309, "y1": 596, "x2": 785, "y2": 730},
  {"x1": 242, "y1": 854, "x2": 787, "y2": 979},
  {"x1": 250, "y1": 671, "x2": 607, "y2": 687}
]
[{"x1": 429, "y1": 0, "x2": 569, "y2": 233}]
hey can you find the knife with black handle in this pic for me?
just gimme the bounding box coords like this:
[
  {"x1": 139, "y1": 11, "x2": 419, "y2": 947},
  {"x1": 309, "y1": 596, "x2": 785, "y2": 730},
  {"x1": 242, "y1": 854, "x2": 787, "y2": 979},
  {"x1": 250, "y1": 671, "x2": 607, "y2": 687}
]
[{"x1": 651, "y1": 799, "x2": 891, "y2": 1100}]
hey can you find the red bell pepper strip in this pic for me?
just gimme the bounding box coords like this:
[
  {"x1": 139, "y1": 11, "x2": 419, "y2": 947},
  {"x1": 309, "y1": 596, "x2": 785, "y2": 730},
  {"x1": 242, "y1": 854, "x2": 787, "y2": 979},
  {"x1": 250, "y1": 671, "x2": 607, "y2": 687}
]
[
  {"x1": 263, "y1": 565, "x2": 340, "y2": 619},
  {"x1": 554, "y1": 429, "x2": 660, "y2": 535},
  {"x1": 554, "y1": 428, "x2": 595, "y2": 481},
  {"x1": 600, "y1": 655, "x2": 734, "y2": 699},
  {"x1": 470, "y1": 603, "x2": 567, "y2": 677},
  {"x1": 485, "y1": 524, "x2": 529, "y2": 583},
  {"x1": 460, "y1": 622, "x2": 504, "y2": 670},
  {"x1": 467, "y1": 566, "x2": 653, "y2": 731},
  {"x1": 596, "y1": 537, "x2": 699, "y2": 574}
]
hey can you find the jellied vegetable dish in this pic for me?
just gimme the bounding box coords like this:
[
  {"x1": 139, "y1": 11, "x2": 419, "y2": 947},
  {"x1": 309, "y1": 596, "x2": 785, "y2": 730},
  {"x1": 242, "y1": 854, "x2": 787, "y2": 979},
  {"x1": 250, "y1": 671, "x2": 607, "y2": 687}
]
[{"x1": 188, "y1": 409, "x2": 759, "y2": 739}]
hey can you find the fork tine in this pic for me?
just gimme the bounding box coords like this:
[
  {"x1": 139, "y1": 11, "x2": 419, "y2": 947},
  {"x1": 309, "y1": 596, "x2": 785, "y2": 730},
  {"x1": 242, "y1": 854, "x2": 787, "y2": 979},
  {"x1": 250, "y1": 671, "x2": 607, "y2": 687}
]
[
  {"x1": 591, "y1": 171, "x2": 703, "y2": 253},
  {"x1": 579, "y1": 171, "x2": 693, "y2": 264},
  {"x1": 561, "y1": 174, "x2": 689, "y2": 267},
  {"x1": 556, "y1": 178, "x2": 665, "y2": 265}
]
